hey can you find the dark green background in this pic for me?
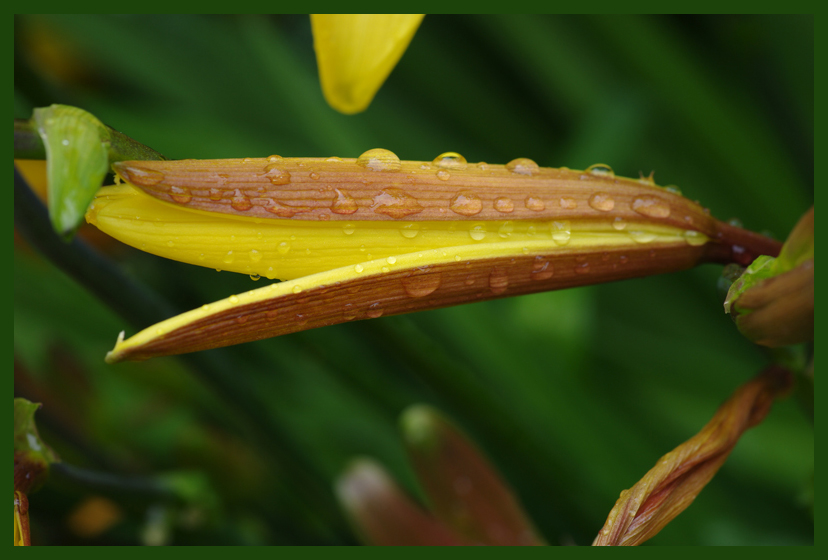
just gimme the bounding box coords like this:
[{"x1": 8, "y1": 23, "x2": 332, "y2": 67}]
[{"x1": 14, "y1": 15, "x2": 813, "y2": 545}]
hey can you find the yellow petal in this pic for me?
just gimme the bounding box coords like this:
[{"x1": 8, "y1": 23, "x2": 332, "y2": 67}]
[{"x1": 312, "y1": 15, "x2": 424, "y2": 114}]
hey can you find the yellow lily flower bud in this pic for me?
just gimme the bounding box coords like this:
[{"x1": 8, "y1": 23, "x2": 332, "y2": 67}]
[{"x1": 312, "y1": 15, "x2": 424, "y2": 114}]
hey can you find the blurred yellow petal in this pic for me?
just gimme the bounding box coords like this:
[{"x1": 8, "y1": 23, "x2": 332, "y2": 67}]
[
  {"x1": 312, "y1": 15, "x2": 424, "y2": 114},
  {"x1": 593, "y1": 366, "x2": 793, "y2": 546},
  {"x1": 14, "y1": 492, "x2": 30, "y2": 546}
]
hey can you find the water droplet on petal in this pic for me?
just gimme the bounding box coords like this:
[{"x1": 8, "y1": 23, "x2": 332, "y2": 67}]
[
  {"x1": 354, "y1": 264, "x2": 364, "y2": 273},
  {"x1": 121, "y1": 165, "x2": 165, "y2": 186},
  {"x1": 387, "y1": 256, "x2": 397, "y2": 265},
  {"x1": 664, "y1": 185, "x2": 682, "y2": 195},
  {"x1": 249, "y1": 249, "x2": 263, "y2": 262},
  {"x1": 436, "y1": 170, "x2": 451, "y2": 181},
  {"x1": 588, "y1": 192, "x2": 615, "y2": 212},
  {"x1": 612, "y1": 217, "x2": 627, "y2": 230},
  {"x1": 343, "y1": 304, "x2": 357, "y2": 320},
  {"x1": 371, "y1": 188, "x2": 424, "y2": 218},
  {"x1": 249, "y1": 274, "x2": 261, "y2": 281},
  {"x1": 489, "y1": 267, "x2": 509, "y2": 294},
  {"x1": 402, "y1": 268, "x2": 442, "y2": 297},
  {"x1": 400, "y1": 223, "x2": 419, "y2": 238},
  {"x1": 629, "y1": 230, "x2": 656, "y2": 243},
  {"x1": 586, "y1": 163, "x2": 615, "y2": 178},
  {"x1": 357, "y1": 148, "x2": 401, "y2": 171},
  {"x1": 292, "y1": 285, "x2": 302, "y2": 294},
  {"x1": 223, "y1": 251, "x2": 235, "y2": 264},
  {"x1": 277, "y1": 241, "x2": 290, "y2": 255},
  {"x1": 631, "y1": 196, "x2": 671, "y2": 218},
  {"x1": 559, "y1": 197, "x2": 577, "y2": 209},
  {"x1": 229, "y1": 295, "x2": 240, "y2": 304},
  {"x1": 231, "y1": 190, "x2": 253, "y2": 212},
  {"x1": 343, "y1": 223, "x2": 356, "y2": 235},
  {"x1": 525, "y1": 196, "x2": 545, "y2": 211},
  {"x1": 551, "y1": 221, "x2": 571, "y2": 245},
  {"x1": 449, "y1": 191, "x2": 483, "y2": 216},
  {"x1": 331, "y1": 188, "x2": 358, "y2": 214},
  {"x1": 506, "y1": 158, "x2": 539, "y2": 175},
  {"x1": 531, "y1": 256, "x2": 554, "y2": 280},
  {"x1": 498, "y1": 221, "x2": 514, "y2": 238},
  {"x1": 684, "y1": 230, "x2": 707, "y2": 246},
  {"x1": 469, "y1": 224, "x2": 486, "y2": 241},
  {"x1": 295, "y1": 313, "x2": 307, "y2": 325},
  {"x1": 433, "y1": 152, "x2": 468, "y2": 170},
  {"x1": 263, "y1": 164, "x2": 291, "y2": 185},
  {"x1": 267, "y1": 155, "x2": 283, "y2": 162},
  {"x1": 166, "y1": 240, "x2": 174, "y2": 247},
  {"x1": 209, "y1": 187, "x2": 223, "y2": 201},
  {"x1": 494, "y1": 197, "x2": 514, "y2": 213},
  {"x1": 169, "y1": 186, "x2": 192, "y2": 204},
  {"x1": 727, "y1": 217, "x2": 744, "y2": 228},
  {"x1": 367, "y1": 303, "x2": 384, "y2": 318},
  {"x1": 309, "y1": 171, "x2": 320, "y2": 180},
  {"x1": 575, "y1": 262, "x2": 591, "y2": 275}
]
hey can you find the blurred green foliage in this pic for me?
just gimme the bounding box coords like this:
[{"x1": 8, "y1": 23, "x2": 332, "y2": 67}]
[{"x1": 14, "y1": 15, "x2": 812, "y2": 545}]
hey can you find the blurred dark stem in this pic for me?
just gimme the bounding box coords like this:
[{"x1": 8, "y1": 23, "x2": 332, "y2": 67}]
[
  {"x1": 51, "y1": 462, "x2": 176, "y2": 501},
  {"x1": 14, "y1": 167, "x2": 348, "y2": 543}
]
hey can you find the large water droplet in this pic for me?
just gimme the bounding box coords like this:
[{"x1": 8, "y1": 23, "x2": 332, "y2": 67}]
[
  {"x1": 249, "y1": 274, "x2": 261, "y2": 281},
  {"x1": 498, "y1": 221, "x2": 514, "y2": 238},
  {"x1": 331, "y1": 188, "x2": 358, "y2": 214},
  {"x1": 292, "y1": 285, "x2": 303, "y2": 294},
  {"x1": 402, "y1": 268, "x2": 442, "y2": 297},
  {"x1": 433, "y1": 152, "x2": 468, "y2": 170},
  {"x1": 436, "y1": 170, "x2": 451, "y2": 181},
  {"x1": 612, "y1": 217, "x2": 627, "y2": 231},
  {"x1": 525, "y1": 196, "x2": 545, "y2": 211},
  {"x1": 357, "y1": 148, "x2": 402, "y2": 171},
  {"x1": 277, "y1": 241, "x2": 290, "y2": 254},
  {"x1": 354, "y1": 264, "x2": 364, "y2": 273},
  {"x1": 343, "y1": 223, "x2": 356, "y2": 235},
  {"x1": 263, "y1": 164, "x2": 291, "y2": 185},
  {"x1": 586, "y1": 164, "x2": 615, "y2": 178},
  {"x1": 505, "y1": 158, "x2": 539, "y2": 176},
  {"x1": 170, "y1": 186, "x2": 192, "y2": 204},
  {"x1": 266, "y1": 199, "x2": 310, "y2": 218},
  {"x1": 366, "y1": 303, "x2": 384, "y2": 318},
  {"x1": 628, "y1": 230, "x2": 656, "y2": 243},
  {"x1": 631, "y1": 196, "x2": 671, "y2": 218},
  {"x1": 229, "y1": 295, "x2": 240, "y2": 304},
  {"x1": 588, "y1": 192, "x2": 615, "y2": 212},
  {"x1": 559, "y1": 197, "x2": 577, "y2": 209},
  {"x1": 386, "y1": 256, "x2": 397, "y2": 265},
  {"x1": 267, "y1": 155, "x2": 283, "y2": 162},
  {"x1": 400, "y1": 223, "x2": 419, "y2": 238},
  {"x1": 469, "y1": 224, "x2": 486, "y2": 241},
  {"x1": 551, "y1": 221, "x2": 571, "y2": 245},
  {"x1": 489, "y1": 267, "x2": 509, "y2": 294},
  {"x1": 209, "y1": 187, "x2": 223, "y2": 201},
  {"x1": 121, "y1": 165, "x2": 165, "y2": 186},
  {"x1": 231, "y1": 190, "x2": 253, "y2": 212},
  {"x1": 494, "y1": 197, "x2": 514, "y2": 213},
  {"x1": 371, "y1": 188, "x2": 424, "y2": 219},
  {"x1": 684, "y1": 230, "x2": 707, "y2": 246},
  {"x1": 249, "y1": 249, "x2": 263, "y2": 262},
  {"x1": 449, "y1": 191, "x2": 482, "y2": 216},
  {"x1": 531, "y1": 256, "x2": 554, "y2": 280}
]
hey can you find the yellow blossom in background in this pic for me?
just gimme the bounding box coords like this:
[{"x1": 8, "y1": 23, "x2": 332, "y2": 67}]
[{"x1": 312, "y1": 14, "x2": 424, "y2": 114}]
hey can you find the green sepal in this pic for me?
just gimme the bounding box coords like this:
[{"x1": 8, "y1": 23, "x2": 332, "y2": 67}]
[{"x1": 14, "y1": 398, "x2": 59, "y2": 493}]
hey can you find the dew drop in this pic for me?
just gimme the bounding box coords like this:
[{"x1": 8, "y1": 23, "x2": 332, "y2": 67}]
[
  {"x1": 494, "y1": 197, "x2": 514, "y2": 213},
  {"x1": 551, "y1": 221, "x2": 571, "y2": 245},
  {"x1": 366, "y1": 303, "x2": 384, "y2": 318},
  {"x1": 506, "y1": 158, "x2": 539, "y2": 175},
  {"x1": 169, "y1": 186, "x2": 192, "y2": 204},
  {"x1": 371, "y1": 188, "x2": 424, "y2": 218},
  {"x1": 357, "y1": 148, "x2": 402, "y2": 171},
  {"x1": 292, "y1": 285, "x2": 302, "y2": 294},
  {"x1": 295, "y1": 313, "x2": 307, "y2": 326},
  {"x1": 277, "y1": 241, "x2": 290, "y2": 255},
  {"x1": 684, "y1": 230, "x2": 707, "y2": 246},
  {"x1": 525, "y1": 196, "x2": 545, "y2": 211},
  {"x1": 325, "y1": 156, "x2": 342, "y2": 162},
  {"x1": 498, "y1": 221, "x2": 514, "y2": 238},
  {"x1": 628, "y1": 230, "x2": 657, "y2": 243},
  {"x1": 267, "y1": 155, "x2": 283, "y2": 162},
  {"x1": 121, "y1": 165, "x2": 165, "y2": 186},
  {"x1": 559, "y1": 197, "x2": 577, "y2": 209},
  {"x1": 588, "y1": 192, "x2": 615, "y2": 212},
  {"x1": 531, "y1": 256, "x2": 554, "y2": 279},
  {"x1": 331, "y1": 188, "x2": 358, "y2": 214},
  {"x1": 249, "y1": 274, "x2": 261, "y2": 281},
  {"x1": 489, "y1": 267, "x2": 509, "y2": 294},
  {"x1": 612, "y1": 217, "x2": 627, "y2": 231},
  {"x1": 229, "y1": 295, "x2": 240, "y2": 304},
  {"x1": 263, "y1": 164, "x2": 291, "y2": 185},
  {"x1": 454, "y1": 255, "x2": 461, "y2": 262},
  {"x1": 343, "y1": 223, "x2": 356, "y2": 235},
  {"x1": 631, "y1": 196, "x2": 671, "y2": 218},
  {"x1": 575, "y1": 262, "x2": 591, "y2": 275},
  {"x1": 386, "y1": 256, "x2": 397, "y2": 265},
  {"x1": 449, "y1": 191, "x2": 483, "y2": 216},
  {"x1": 665, "y1": 185, "x2": 682, "y2": 195},
  {"x1": 166, "y1": 240, "x2": 174, "y2": 247},
  {"x1": 209, "y1": 187, "x2": 223, "y2": 201},
  {"x1": 223, "y1": 251, "x2": 235, "y2": 264},
  {"x1": 249, "y1": 249, "x2": 263, "y2": 262},
  {"x1": 586, "y1": 163, "x2": 615, "y2": 178},
  {"x1": 343, "y1": 304, "x2": 357, "y2": 320},
  {"x1": 381, "y1": 266, "x2": 390, "y2": 273},
  {"x1": 309, "y1": 171, "x2": 320, "y2": 180},
  {"x1": 354, "y1": 264, "x2": 364, "y2": 273},
  {"x1": 469, "y1": 224, "x2": 487, "y2": 241},
  {"x1": 231, "y1": 190, "x2": 253, "y2": 212},
  {"x1": 436, "y1": 170, "x2": 451, "y2": 181},
  {"x1": 401, "y1": 268, "x2": 442, "y2": 297},
  {"x1": 477, "y1": 162, "x2": 489, "y2": 170},
  {"x1": 399, "y1": 223, "x2": 419, "y2": 238},
  {"x1": 433, "y1": 152, "x2": 468, "y2": 170},
  {"x1": 727, "y1": 217, "x2": 744, "y2": 228}
]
